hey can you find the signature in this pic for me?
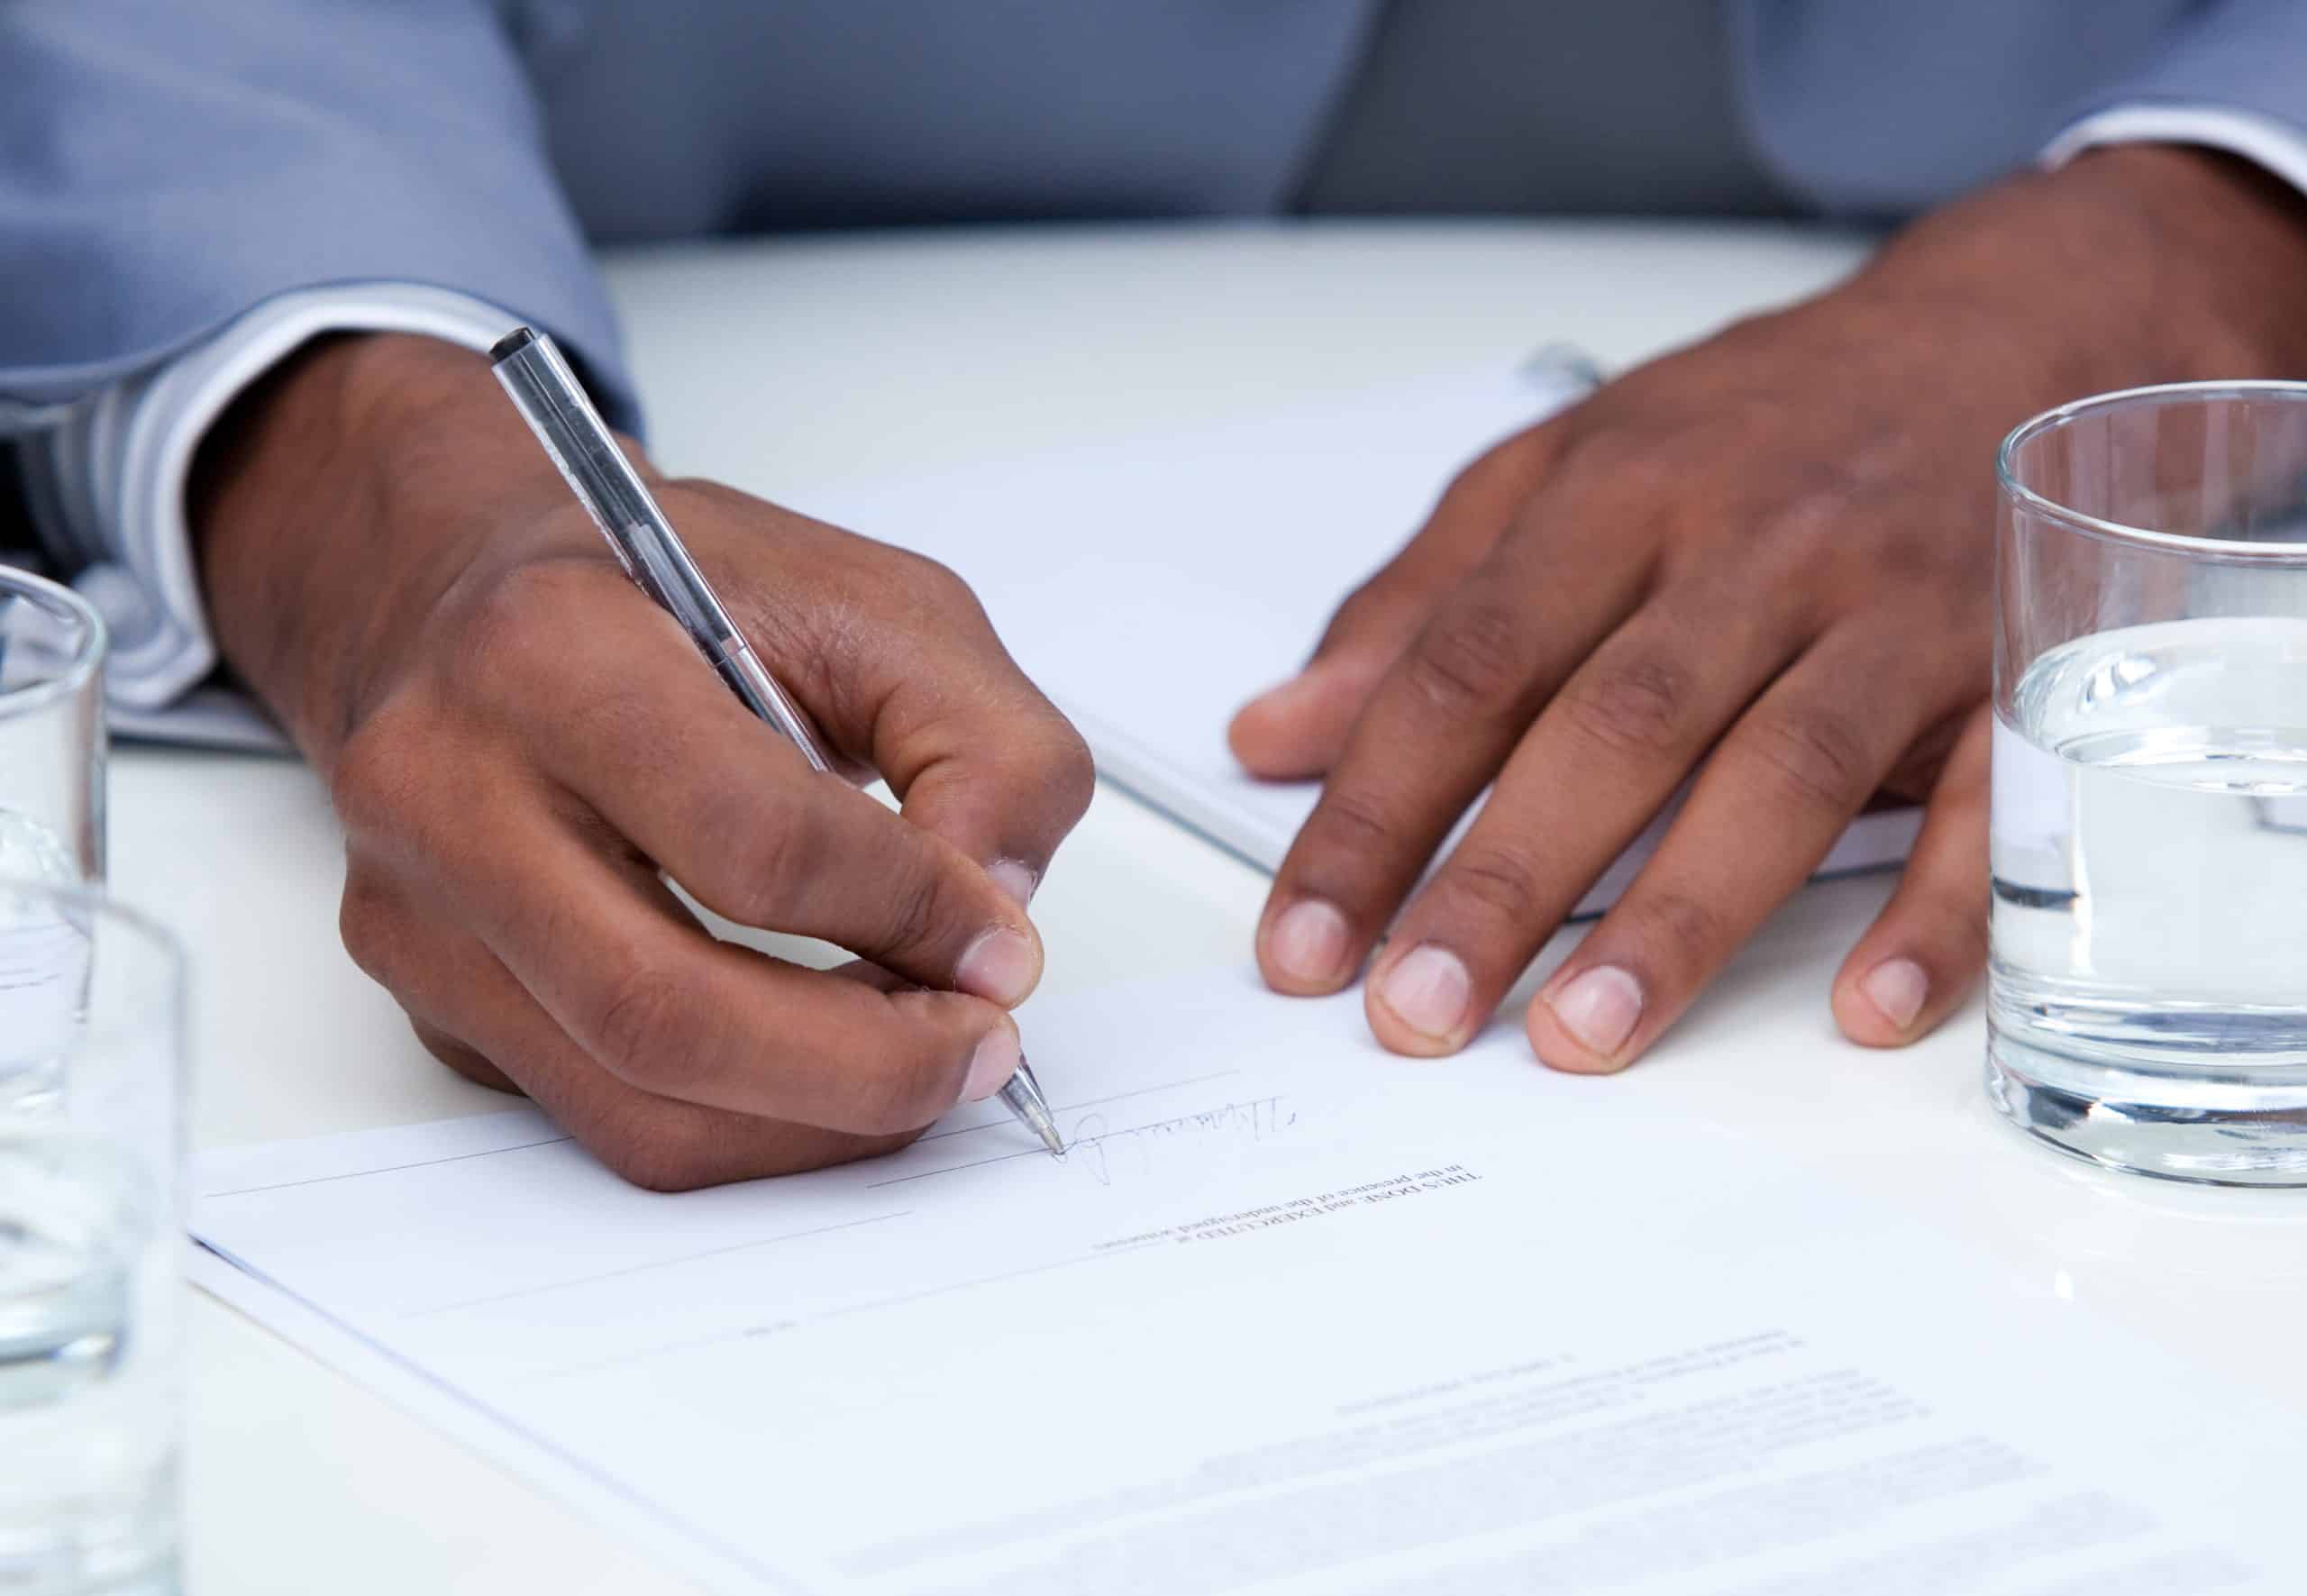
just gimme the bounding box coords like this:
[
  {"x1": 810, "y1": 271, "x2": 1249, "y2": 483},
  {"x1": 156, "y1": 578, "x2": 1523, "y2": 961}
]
[{"x1": 1062, "y1": 1096, "x2": 1297, "y2": 1187}]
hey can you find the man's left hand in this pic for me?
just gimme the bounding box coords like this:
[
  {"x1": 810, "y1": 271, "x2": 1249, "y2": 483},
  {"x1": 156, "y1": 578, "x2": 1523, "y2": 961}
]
[{"x1": 1229, "y1": 147, "x2": 2307, "y2": 1069}]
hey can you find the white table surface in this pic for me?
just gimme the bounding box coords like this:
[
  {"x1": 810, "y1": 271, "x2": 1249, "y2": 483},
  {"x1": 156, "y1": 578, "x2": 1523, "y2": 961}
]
[{"x1": 128, "y1": 220, "x2": 2307, "y2": 1594}]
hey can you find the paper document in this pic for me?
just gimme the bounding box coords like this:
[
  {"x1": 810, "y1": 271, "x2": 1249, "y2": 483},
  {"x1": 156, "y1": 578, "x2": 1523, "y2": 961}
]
[
  {"x1": 196, "y1": 975, "x2": 2300, "y2": 1594},
  {"x1": 796, "y1": 365, "x2": 1919, "y2": 909}
]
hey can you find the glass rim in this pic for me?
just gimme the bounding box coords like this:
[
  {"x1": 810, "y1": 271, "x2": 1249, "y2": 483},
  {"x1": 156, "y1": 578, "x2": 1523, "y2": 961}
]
[
  {"x1": 1997, "y1": 378, "x2": 2307, "y2": 563},
  {"x1": 0, "y1": 566, "x2": 107, "y2": 717}
]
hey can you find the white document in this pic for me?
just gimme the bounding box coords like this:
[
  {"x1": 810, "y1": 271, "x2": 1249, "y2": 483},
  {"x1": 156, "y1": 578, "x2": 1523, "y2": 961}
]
[
  {"x1": 794, "y1": 365, "x2": 1919, "y2": 909},
  {"x1": 196, "y1": 974, "x2": 2300, "y2": 1594}
]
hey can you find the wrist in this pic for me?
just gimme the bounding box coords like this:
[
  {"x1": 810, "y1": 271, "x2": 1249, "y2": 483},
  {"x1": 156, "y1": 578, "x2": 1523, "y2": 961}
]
[
  {"x1": 1849, "y1": 145, "x2": 2307, "y2": 397},
  {"x1": 191, "y1": 334, "x2": 580, "y2": 764},
  {"x1": 2047, "y1": 144, "x2": 2307, "y2": 377}
]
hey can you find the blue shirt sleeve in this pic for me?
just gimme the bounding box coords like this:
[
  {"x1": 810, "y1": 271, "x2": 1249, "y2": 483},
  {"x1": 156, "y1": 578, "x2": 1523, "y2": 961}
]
[
  {"x1": 2063, "y1": 0, "x2": 2307, "y2": 148},
  {"x1": 0, "y1": 0, "x2": 634, "y2": 427}
]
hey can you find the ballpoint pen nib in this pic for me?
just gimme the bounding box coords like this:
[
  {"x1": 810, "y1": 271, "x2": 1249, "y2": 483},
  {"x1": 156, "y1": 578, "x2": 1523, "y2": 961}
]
[{"x1": 998, "y1": 1061, "x2": 1066, "y2": 1157}]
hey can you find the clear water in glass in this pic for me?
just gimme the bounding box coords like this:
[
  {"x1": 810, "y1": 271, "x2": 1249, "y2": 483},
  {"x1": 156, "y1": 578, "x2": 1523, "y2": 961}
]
[{"x1": 1990, "y1": 616, "x2": 2307, "y2": 1182}]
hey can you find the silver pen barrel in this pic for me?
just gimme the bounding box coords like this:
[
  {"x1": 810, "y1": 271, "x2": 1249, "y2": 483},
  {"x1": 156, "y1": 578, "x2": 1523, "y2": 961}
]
[
  {"x1": 489, "y1": 328, "x2": 659, "y2": 588},
  {"x1": 490, "y1": 327, "x2": 833, "y2": 773}
]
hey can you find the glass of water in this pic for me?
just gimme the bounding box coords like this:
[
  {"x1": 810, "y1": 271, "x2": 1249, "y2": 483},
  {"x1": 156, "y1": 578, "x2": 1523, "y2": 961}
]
[
  {"x1": 1991, "y1": 381, "x2": 2307, "y2": 1184},
  {"x1": 0, "y1": 568, "x2": 105, "y2": 884},
  {"x1": 0, "y1": 883, "x2": 186, "y2": 1593}
]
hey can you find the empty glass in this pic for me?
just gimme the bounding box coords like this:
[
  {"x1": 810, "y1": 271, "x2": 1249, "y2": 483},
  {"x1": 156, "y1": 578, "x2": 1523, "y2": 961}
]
[
  {"x1": 0, "y1": 884, "x2": 187, "y2": 1594},
  {"x1": 1, "y1": 571, "x2": 109, "y2": 1122},
  {"x1": 1991, "y1": 382, "x2": 2307, "y2": 1184},
  {"x1": 0, "y1": 568, "x2": 105, "y2": 885}
]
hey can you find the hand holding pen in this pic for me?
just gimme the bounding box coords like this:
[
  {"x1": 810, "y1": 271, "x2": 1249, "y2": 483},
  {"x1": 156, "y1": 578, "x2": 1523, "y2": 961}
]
[
  {"x1": 491, "y1": 327, "x2": 1066, "y2": 1156},
  {"x1": 199, "y1": 330, "x2": 1090, "y2": 1189}
]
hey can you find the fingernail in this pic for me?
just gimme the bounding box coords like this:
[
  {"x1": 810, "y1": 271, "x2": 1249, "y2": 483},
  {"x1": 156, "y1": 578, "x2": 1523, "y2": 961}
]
[
  {"x1": 1267, "y1": 898, "x2": 1350, "y2": 986},
  {"x1": 963, "y1": 1022, "x2": 1022, "y2": 1102},
  {"x1": 1242, "y1": 672, "x2": 1310, "y2": 716},
  {"x1": 1547, "y1": 965, "x2": 1643, "y2": 1057},
  {"x1": 989, "y1": 858, "x2": 1037, "y2": 908},
  {"x1": 1861, "y1": 957, "x2": 1929, "y2": 1031},
  {"x1": 1242, "y1": 664, "x2": 1350, "y2": 726},
  {"x1": 956, "y1": 927, "x2": 1037, "y2": 1007},
  {"x1": 1376, "y1": 944, "x2": 1471, "y2": 1041}
]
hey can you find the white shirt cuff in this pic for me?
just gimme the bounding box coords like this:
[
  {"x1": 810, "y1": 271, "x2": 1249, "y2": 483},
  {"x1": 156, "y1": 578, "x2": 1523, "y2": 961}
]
[
  {"x1": 20, "y1": 282, "x2": 518, "y2": 717},
  {"x1": 2045, "y1": 102, "x2": 2307, "y2": 196}
]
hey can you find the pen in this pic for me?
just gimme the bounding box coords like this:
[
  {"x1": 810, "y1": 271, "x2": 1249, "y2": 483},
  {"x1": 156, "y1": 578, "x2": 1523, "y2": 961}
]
[{"x1": 488, "y1": 325, "x2": 1065, "y2": 1158}]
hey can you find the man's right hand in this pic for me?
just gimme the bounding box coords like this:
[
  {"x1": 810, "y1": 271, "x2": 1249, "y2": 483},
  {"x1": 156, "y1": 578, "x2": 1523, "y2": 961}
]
[{"x1": 192, "y1": 334, "x2": 1094, "y2": 1190}]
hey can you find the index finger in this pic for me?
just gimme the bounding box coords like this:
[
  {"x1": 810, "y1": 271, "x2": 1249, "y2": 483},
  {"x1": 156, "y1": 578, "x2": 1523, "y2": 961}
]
[
  {"x1": 866, "y1": 568, "x2": 1096, "y2": 905},
  {"x1": 690, "y1": 489, "x2": 1099, "y2": 903},
  {"x1": 488, "y1": 577, "x2": 1050, "y2": 1008}
]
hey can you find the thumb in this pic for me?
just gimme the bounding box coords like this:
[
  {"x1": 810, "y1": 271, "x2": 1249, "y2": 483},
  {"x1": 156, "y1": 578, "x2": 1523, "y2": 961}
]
[{"x1": 1226, "y1": 635, "x2": 1406, "y2": 782}]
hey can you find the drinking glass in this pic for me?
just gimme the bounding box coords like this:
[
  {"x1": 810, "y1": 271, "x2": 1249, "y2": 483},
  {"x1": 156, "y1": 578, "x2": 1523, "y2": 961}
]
[
  {"x1": 1991, "y1": 381, "x2": 2307, "y2": 1184},
  {"x1": 0, "y1": 883, "x2": 187, "y2": 1593},
  {"x1": 0, "y1": 570, "x2": 109, "y2": 1119},
  {"x1": 0, "y1": 568, "x2": 105, "y2": 883}
]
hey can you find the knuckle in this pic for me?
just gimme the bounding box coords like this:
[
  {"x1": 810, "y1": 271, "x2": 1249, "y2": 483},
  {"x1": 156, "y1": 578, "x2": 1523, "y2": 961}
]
[
  {"x1": 1554, "y1": 422, "x2": 1670, "y2": 502},
  {"x1": 1041, "y1": 724, "x2": 1099, "y2": 825},
  {"x1": 1553, "y1": 421, "x2": 1631, "y2": 479},
  {"x1": 1442, "y1": 421, "x2": 1555, "y2": 506},
  {"x1": 1439, "y1": 445, "x2": 1504, "y2": 504},
  {"x1": 1305, "y1": 782, "x2": 1407, "y2": 863},
  {"x1": 1558, "y1": 653, "x2": 1697, "y2": 760},
  {"x1": 586, "y1": 962, "x2": 692, "y2": 1087},
  {"x1": 1879, "y1": 708, "x2": 1967, "y2": 803},
  {"x1": 336, "y1": 869, "x2": 402, "y2": 985},
  {"x1": 595, "y1": 1118, "x2": 721, "y2": 1193},
  {"x1": 327, "y1": 707, "x2": 424, "y2": 839},
  {"x1": 455, "y1": 558, "x2": 634, "y2": 716},
  {"x1": 849, "y1": 1043, "x2": 958, "y2": 1137},
  {"x1": 1760, "y1": 474, "x2": 1851, "y2": 556},
  {"x1": 460, "y1": 559, "x2": 596, "y2": 676},
  {"x1": 873, "y1": 844, "x2": 961, "y2": 966},
  {"x1": 699, "y1": 789, "x2": 820, "y2": 928},
  {"x1": 1743, "y1": 704, "x2": 1876, "y2": 813},
  {"x1": 413, "y1": 1024, "x2": 515, "y2": 1092},
  {"x1": 1921, "y1": 878, "x2": 1992, "y2": 968},
  {"x1": 1320, "y1": 577, "x2": 1394, "y2": 650},
  {"x1": 1440, "y1": 841, "x2": 1547, "y2": 931},
  {"x1": 985, "y1": 719, "x2": 1099, "y2": 841},
  {"x1": 1628, "y1": 890, "x2": 1723, "y2": 971},
  {"x1": 889, "y1": 549, "x2": 978, "y2": 612},
  {"x1": 1404, "y1": 600, "x2": 1531, "y2": 720}
]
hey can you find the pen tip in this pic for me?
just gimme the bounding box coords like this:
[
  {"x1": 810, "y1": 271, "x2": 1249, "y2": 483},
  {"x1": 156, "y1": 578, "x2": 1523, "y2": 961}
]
[
  {"x1": 489, "y1": 325, "x2": 539, "y2": 362},
  {"x1": 999, "y1": 1062, "x2": 1066, "y2": 1157}
]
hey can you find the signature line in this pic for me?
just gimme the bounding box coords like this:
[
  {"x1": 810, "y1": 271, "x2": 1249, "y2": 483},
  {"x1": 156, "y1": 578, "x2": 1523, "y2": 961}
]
[{"x1": 406, "y1": 1210, "x2": 914, "y2": 1317}]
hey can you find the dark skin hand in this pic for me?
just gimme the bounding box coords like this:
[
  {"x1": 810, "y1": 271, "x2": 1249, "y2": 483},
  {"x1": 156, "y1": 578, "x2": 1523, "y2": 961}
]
[
  {"x1": 1230, "y1": 147, "x2": 2307, "y2": 1068},
  {"x1": 193, "y1": 334, "x2": 1093, "y2": 1190}
]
